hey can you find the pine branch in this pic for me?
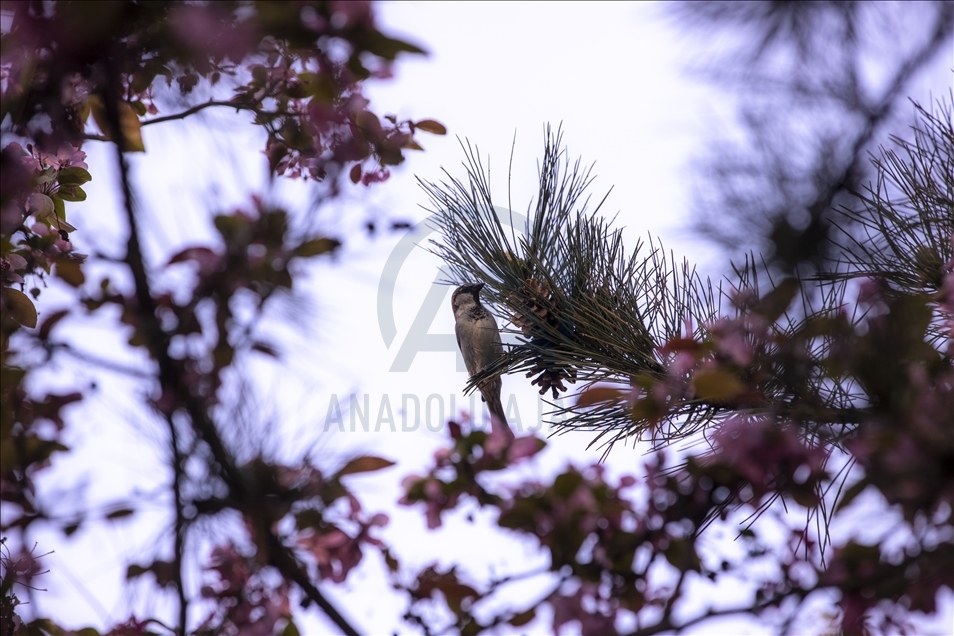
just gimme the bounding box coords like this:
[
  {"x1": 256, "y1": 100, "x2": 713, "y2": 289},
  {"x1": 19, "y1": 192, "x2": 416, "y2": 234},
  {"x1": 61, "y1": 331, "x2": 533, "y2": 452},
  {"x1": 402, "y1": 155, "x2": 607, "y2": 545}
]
[{"x1": 424, "y1": 127, "x2": 720, "y2": 444}]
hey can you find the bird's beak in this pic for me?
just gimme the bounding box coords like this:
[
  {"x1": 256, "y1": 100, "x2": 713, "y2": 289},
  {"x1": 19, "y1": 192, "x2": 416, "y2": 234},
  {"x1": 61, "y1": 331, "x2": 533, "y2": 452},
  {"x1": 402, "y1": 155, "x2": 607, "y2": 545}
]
[{"x1": 473, "y1": 282, "x2": 485, "y2": 292}]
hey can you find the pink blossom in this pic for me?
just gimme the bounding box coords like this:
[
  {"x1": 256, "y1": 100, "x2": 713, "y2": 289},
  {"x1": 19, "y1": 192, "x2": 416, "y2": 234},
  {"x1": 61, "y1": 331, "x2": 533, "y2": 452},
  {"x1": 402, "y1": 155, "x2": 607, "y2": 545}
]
[
  {"x1": 669, "y1": 350, "x2": 696, "y2": 377},
  {"x1": 730, "y1": 286, "x2": 758, "y2": 308},
  {"x1": 1, "y1": 254, "x2": 27, "y2": 284},
  {"x1": 485, "y1": 424, "x2": 511, "y2": 457},
  {"x1": 550, "y1": 584, "x2": 618, "y2": 635},
  {"x1": 400, "y1": 473, "x2": 423, "y2": 492},
  {"x1": 713, "y1": 416, "x2": 826, "y2": 500},
  {"x1": 169, "y1": 4, "x2": 256, "y2": 64},
  {"x1": 433, "y1": 447, "x2": 452, "y2": 465},
  {"x1": 168, "y1": 246, "x2": 223, "y2": 276},
  {"x1": 61, "y1": 73, "x2": 91, "y2": 108},
  {"x1": 707, "y1": 317, "x2": 754, "y2": 365},
  {"x1": 857, "y1": 276, "x2": 887, "y2": 306},
  {"x1": 360, "y1": 167, "x2": 390, "y2": 186},
  {"x1": 54, "y1": 144, "x2": 88, "y2": 169},
  {"x1": 423, "y1": 479, "x2": 442, "y2": 500},
  {"x1": 328, "y1": 1, "x2": 375, "y2": 29},
  {"x1": 508, "y1": 435, "x2": 545, "y2": 462}
]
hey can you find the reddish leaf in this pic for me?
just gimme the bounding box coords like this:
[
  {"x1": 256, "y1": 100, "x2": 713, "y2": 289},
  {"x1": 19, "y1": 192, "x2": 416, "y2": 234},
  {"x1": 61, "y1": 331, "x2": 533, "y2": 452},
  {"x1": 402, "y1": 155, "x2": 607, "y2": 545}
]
[
  {"x1": 38, "y1": 309, "x2": 69, "y2": 339},
  {"x1": 576, "y1": 386, "x2": 625, "y2": 408},
  {"x1": 508, "y1": 435, "x2": 546, "y2": 462},
  {"x1": 336, "y1": 455, "x2": 395, "y2": 476},
  {"x1": 658, "y1": 336, "x2": 703, "y2": 354},
  {"x1": 415, "y1": 119, "x2": 447, "y2": 135},
  {"x1": 168, "y1": 246, "x2": 222, "y2": 273}
]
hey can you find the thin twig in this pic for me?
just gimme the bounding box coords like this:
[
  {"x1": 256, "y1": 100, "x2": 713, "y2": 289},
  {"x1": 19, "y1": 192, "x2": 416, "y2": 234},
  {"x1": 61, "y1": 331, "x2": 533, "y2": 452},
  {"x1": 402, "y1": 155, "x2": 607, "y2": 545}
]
[{"x1": 102, "y1": 67, "x2": 361, "y2": 636}]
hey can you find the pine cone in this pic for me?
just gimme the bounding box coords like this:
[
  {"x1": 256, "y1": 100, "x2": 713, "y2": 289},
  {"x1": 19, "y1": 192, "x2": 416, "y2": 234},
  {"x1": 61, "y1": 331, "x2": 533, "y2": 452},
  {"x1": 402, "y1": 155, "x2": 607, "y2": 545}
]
[
  {"x1": 510, "y1": 277, "x2": 578, "y2": 398},
  {"x1": 526, "y1": 359, "x2": 577, "y2": 399},
  {"x1": 510, "y1": 277, "x2": 557, "y2": 337}
]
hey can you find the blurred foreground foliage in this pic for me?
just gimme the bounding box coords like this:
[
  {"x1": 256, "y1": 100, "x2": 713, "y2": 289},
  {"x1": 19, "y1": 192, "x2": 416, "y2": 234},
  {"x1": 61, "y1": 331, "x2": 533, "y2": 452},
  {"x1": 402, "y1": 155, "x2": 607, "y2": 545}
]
[{"x1": 2, "y1": 1, "x2": 952, "y2": 635}]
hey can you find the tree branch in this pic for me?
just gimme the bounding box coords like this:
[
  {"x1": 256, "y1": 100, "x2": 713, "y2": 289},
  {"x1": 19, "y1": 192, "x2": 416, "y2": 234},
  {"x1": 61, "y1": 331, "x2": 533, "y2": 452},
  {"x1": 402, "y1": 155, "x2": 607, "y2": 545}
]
[
  {"x1": 140, "y1": 100, "x2": 248, "y2": 127},
  {"x1": 102, "y1": 68, "x2": 361, "y2": 636}
]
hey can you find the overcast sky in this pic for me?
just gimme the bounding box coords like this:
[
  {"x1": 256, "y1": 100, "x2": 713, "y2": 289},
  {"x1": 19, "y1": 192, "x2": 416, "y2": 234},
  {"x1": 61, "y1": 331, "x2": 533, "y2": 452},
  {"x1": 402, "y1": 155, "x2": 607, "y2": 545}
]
[{"x1": 21, "y1": 2, "x2": 953, "y2": 633}]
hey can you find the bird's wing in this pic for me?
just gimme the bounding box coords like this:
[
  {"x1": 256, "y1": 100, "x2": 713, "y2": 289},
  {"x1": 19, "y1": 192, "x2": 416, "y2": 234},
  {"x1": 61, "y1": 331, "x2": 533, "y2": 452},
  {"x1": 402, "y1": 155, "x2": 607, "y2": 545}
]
[{"x1": 455, "y1": 320, "x2": 476, "y2": 375}]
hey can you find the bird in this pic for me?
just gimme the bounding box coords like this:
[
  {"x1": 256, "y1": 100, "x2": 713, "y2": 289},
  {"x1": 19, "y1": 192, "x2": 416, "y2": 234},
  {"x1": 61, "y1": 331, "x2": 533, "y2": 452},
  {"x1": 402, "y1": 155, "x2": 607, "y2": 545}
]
[{"x1": 451, "y1": 282, "x2": 514, "y2": 440}]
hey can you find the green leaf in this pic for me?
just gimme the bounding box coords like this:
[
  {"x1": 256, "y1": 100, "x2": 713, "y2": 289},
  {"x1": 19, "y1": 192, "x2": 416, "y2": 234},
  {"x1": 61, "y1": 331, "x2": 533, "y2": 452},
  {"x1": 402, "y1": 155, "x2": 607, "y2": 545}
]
[
  {"x1": 87, "y1": 96, "x2": 146, "y2": 152},
  {"x1": 25, "y1": 618, "x2": 67, "y2": 635},
  {"x1": 336, "y1": 455, "x2": 395, "y2": 476},
  {"x1": 299, "y1": 71, "x2": 339, "y2": 102},
  {"x1": 693, "y1": 368, "x2": 745, "y2": 401},
  {"x1": 105, "y1": 507, "x2": 135, "y2": 520},
  {"x1": 119, "y1": 102, "x2": 146, "y2": 152},
  {"x1": 49, "y1": 197, "x2": 77, "y2": 233},
  {"x1": 54, "y1": 218, "x2": 78, "y2": 234},
  {"x1": 355, "y1": 110, "x2": 383, "y2": 136},
  {"x1": 415, "y1": 119, "x2": 447, "y2": 135},
  {"x1": 552, "y1": 470, "x2": 584, "y2": 498},
  {"x1": 129, "y1": 69, "x2": 156, "y2": 94},
  {"x1": 55, "y1": 260, "x2": 85, "y2": 287},
  {"x1": 57, "y1": 186, "x2": 87, "y2": 202},
  {"x1": 346, "y1": 55, "x2": 371, "y2": 81},
  {"x1": 280, "y1": 620, "x2": 301, "y2": 636},
  {"x1": 251, "y1": 341, "x2": 279, "y2": 357},
  {"x1": 52, "y1": 194, "x2": 65, "y2": 221},
  {"x1": 88, "y1": 94, "x2": 111, "y2": 141},
  {"x1": 790, "y1": 485, "x2": 820, "y2": 508},
  {"x1": 510, "y1": 608, "x2": 536, "y2": 627},
  {"x1": 362, "y1": 31, "x2": 427, "y2": 60},
  {"x1": 62, "y1": 520, "x2": 82, "y2": 536},
  {"x1": 834, "y1": 479, "x2": 868, "y2": 513},
  {"x1": 36, "y1": 167, "x2": 57, "y2": 185},
  {"x1": 293, "y1": 237, "x2": 341, "y2": 258},
  {"x1": 214, "y1": 214, "x2": 247, "y2": 240},
  {"x1": 58, "y1": 166, "x2": 92, "y2": 185},
  {"x1": 3, "y1": 287, "x2": 38, "y2": 328},
  {"x1": 381, "y1": 547, "x2": 400, "y2": 572},
  {"x1": 27, "y1": 192, "x2": 55, "y2": 220},
  {"x1": 754, "y1": 277, "x2": 798, "y2": 322},
  {"x1": 664, "y1": 538, "x2": 701, "y2": 571},
  {"x1": 126, "y1": 560, "x2": 176, "y2": 586}
]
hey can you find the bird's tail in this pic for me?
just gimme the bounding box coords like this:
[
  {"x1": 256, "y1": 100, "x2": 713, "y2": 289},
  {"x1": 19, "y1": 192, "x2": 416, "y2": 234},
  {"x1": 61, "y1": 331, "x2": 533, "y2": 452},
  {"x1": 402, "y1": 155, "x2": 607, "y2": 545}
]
[{"x1": 482, "y1": 379, "x2": 514, "y2": 441}]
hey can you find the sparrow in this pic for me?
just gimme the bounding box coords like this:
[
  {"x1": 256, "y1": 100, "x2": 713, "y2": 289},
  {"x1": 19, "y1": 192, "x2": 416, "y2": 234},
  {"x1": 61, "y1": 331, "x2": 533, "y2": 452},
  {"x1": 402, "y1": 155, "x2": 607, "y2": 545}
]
[{"x1": 451, "y1": 282, "x2": 514, "y2": 439}]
